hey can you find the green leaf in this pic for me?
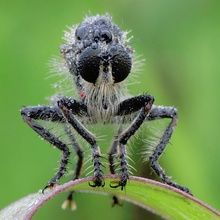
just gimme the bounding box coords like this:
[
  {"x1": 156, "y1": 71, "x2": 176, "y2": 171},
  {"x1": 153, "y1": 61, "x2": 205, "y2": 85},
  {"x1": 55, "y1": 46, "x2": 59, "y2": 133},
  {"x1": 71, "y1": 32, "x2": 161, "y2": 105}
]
[{"x1": 1, "y1": 175, "x2": 220, "y2": 220}]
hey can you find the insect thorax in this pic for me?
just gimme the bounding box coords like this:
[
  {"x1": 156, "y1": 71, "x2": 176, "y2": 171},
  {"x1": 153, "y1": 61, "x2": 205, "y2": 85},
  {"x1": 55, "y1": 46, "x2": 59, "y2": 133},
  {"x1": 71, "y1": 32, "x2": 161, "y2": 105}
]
[{"x1": 85, "y1": 80, "x2": 124, "y2": 123}]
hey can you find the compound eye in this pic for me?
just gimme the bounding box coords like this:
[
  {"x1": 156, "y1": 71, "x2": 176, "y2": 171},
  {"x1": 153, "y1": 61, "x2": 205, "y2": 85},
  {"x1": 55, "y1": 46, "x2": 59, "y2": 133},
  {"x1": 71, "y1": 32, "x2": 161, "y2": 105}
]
[
  {"x1": 77, "y1": 47, "x2": 101, "y2": 83},
  {"x1": 111, "y1": 47, "x2": 132, "y2": 83},
  {"x1": 75, "y1": 24, "x2": 88, "y2": 40}
]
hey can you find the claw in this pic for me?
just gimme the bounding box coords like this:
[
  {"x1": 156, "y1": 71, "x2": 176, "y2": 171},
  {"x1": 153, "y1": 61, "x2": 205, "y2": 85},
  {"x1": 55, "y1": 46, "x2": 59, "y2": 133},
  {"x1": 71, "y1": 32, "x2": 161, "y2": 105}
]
[
  {"x1": 112, "y1": 195, "x2": 123, "y2": 207},
  {"x1": 109, "y1": 182, "x2": 125, "y2": 190},
  {"x1": 110, "y1": 176, "x2": 127, "y2": 190},
  {"x1": 62, "y1": 191, "x2": 77, "y2": 211},
  {"x1": 180, "y1": 186, "x2": 193, "y2": 196},
  {"x1": 42, "y1": 182, "x2": 59, "y2": 194},
  {"x1": 89, "y1": 176, "x2": 105, "y2": 187}
]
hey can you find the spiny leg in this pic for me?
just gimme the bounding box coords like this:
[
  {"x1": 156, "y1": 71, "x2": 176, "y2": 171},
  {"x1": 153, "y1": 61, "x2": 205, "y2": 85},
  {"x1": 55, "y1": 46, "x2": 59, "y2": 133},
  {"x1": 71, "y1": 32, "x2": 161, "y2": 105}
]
[
  {"x1": 108, "y1": 127, "x2": 123, "y2": 206},
  {"x1": 64, "y1": 126, "x2": 84, "y2": 207},
  {"x1": 57, "y1": 97, "x2": 104, "y2": 187},
  {"x1": 111, "y1": 94, "x2": 154, "y2": 189},
  {"x1": 21, "y1": 106, "x2": 70, "y2": 191},
  {"x1": 108, "y1": 127, "x2": 122, "y2": 175},
  {"x1": 65, "y1": 126, "x2": 84, "y2": 180},
  {"x1": 147, "y1": 106, "x2": 192, "y2": 195}
]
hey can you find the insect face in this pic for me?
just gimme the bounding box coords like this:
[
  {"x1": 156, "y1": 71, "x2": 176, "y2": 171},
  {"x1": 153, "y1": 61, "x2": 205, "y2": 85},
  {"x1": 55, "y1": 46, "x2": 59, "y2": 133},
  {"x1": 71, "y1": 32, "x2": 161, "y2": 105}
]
[
  {"x1": 60, "y1": 15, "x2": 134, "y2": 122},
  {"x1": 77, "y1": 44, "x2": 132, "y2": 84}
]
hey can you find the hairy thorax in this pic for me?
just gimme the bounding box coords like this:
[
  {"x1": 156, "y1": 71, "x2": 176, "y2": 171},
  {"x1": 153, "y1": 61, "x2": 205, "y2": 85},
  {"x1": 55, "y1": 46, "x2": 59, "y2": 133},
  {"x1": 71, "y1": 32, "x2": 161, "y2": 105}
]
[{"x1": 85, "y1": 80, "x2": 123, "y2": 123}]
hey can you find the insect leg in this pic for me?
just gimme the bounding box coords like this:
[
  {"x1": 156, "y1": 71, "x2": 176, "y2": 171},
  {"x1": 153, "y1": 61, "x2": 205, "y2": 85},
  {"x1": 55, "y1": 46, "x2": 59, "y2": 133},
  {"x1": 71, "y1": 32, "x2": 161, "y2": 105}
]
[
  {"x1": 111, "y1": 94, "x2": 154, "y2": 189},
  {"x1": 147, "y1": 106, "x2": 192, "y2": 195},
  {"x1": 64, "y1": 126, "x2": 84, "y2": 180},
  {"x1": 108, "y1": 127, "x2": 123, "y2": 206},
  {"x1": 21, "y1": 106, "x2": 70, "y2": 191},
  {"x1": 57, "y1": 97, "x2": 104, "y2": 187},
  {"x1": 108, "y1": 127, "x2": 122, "y2": 175},
  {"x1": 63, "y1": 126, "x2": 84, "y2": 208}
]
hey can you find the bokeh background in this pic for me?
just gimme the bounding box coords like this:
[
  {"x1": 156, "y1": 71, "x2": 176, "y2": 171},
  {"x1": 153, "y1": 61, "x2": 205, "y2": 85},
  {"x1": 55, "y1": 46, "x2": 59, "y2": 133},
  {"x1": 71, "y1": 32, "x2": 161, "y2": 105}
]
[{"x1": 1, "y1": 0, "x2": 220, "y2": 219}]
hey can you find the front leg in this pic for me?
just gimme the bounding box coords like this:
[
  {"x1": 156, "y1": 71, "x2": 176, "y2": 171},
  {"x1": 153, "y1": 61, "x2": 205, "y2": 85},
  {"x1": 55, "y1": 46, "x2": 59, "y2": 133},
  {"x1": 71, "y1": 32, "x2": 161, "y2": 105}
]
[
  {"x1": 21, "y1": 106, "x2": 70, "y2": 191},
  {"x1": 111, "y1": 94, "x2": 154, "y2": 189},
  {"x1": 57, "y1": 97, "x2": 104, "y2": 187}
]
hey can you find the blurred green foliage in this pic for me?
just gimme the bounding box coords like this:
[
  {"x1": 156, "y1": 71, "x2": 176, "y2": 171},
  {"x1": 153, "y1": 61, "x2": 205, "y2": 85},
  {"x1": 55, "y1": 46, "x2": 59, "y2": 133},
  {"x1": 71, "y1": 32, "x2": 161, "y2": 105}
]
[{"x1": 1, "y1": 0, "x2": 220, "y2": 219}]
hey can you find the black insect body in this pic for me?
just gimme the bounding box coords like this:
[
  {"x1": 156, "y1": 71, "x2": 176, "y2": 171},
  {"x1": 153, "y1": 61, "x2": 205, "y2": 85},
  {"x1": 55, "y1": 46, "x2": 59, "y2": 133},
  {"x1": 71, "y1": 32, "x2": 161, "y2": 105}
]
[{"x1": 21, "y1": 14, "x2": 191, "y2": 196}]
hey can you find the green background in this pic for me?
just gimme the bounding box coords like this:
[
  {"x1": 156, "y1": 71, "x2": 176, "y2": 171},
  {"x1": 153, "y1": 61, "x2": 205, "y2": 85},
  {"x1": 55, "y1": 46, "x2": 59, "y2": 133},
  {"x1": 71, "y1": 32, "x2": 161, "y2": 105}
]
[{"x1": 1, "y1": 0, "x2": 220, "y2": 219}]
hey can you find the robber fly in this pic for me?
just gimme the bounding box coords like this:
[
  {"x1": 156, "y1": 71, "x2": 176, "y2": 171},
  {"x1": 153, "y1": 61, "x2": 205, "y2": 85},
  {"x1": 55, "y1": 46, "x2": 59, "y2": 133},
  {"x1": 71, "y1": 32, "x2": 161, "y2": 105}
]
[{"x1": 21, "y1": 14, "x2": 191, "y2": 199}]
